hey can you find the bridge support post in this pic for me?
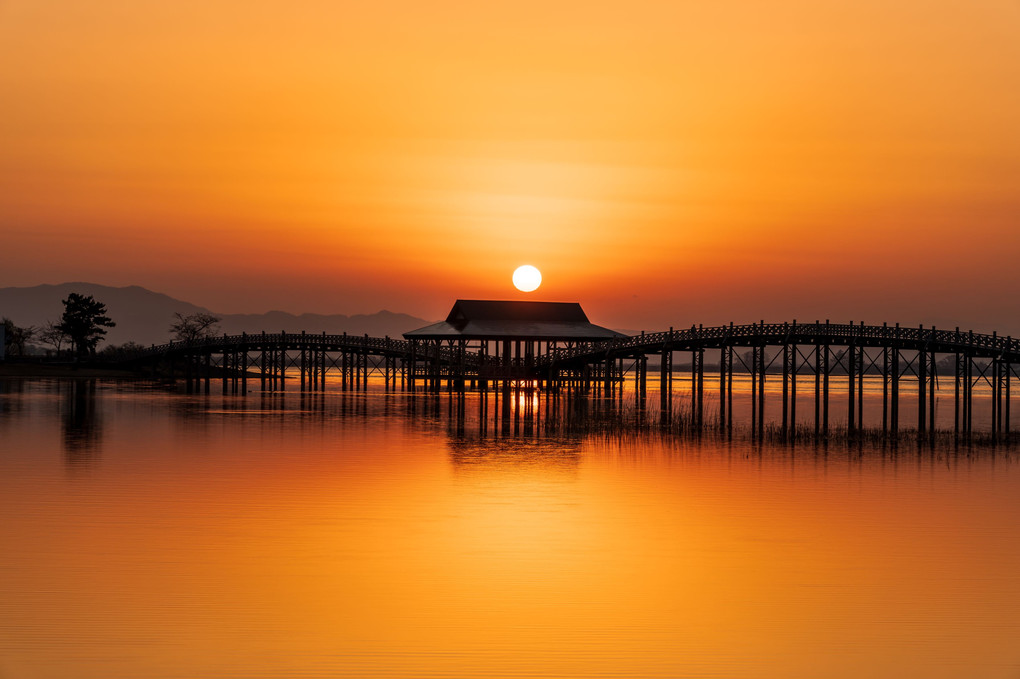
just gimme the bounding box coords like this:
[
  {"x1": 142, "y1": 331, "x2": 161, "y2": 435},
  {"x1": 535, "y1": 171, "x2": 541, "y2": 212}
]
[
  {"x1": 848, "y1": 341, "x2": 856, "y2": 436},
  {"x1": 891, "y1": 347, "x2": 899, "y2": 434},
  {"x1": 918, "y1": 345, "x2": 927, "y2": 436},
  {"x1": 882, "y1": 344, "x2": 889, "y2": 434},
  {"x1": 966, "y1": 351, "x2": 973, "y2": 436},
  {"x1": 260, "y1": 334, "x2": 267, "y2": 392},
  {"x1": 1006, "y1": 357, "x2": 1012, "y2": 438},
  {"x1": 279, "y1": 342, "x2": 286, "y2": 392},
  {"x1": 695, "y1": 348, "x2": 704, "y2": 428},
  {"x1": 619, "y1": 356, "x2": 626, "y2": 400},
  {"x1": 300, "y1": 332, "x2": 307, "y2": 392},
  {"x1": 435, "y1": 340, "x2": 443, "y2": 393},
  {"x1": 242, "y1": 337, "x2": 248, "y2": 395},
  {"x1": 928, "y1": 348, "x2": 936, "y2": 435},
  {"x1": 966, "y1": 334, "x2": 974, "y2": 436},
  {"x1": 726, "y1": 345, "x2": 733, "y2": 435},
  {"x1": 603, "y1": 355, "x2": 612, "y2": 399},
  {"x1": 750, "y1": 346, "x2": 758, "y2": 435},
  {"x1": 409, "y1": 340, "x2": 417, "y2": 392},
  {"x1": 891, "y1": 324, "x2": 900, "y2": 434},
  {"x1": 757, "y1": 342, "x2": 765, "y2": 438},
  {"x1": 690, "y1": 349, "x2": 697, "y2": 419},
  {"x1": 993, "y1": 357, "x2": 1000, "y2": 441},
  {"x1": 639, "y1": 355, "x2": 647, "y2": 402},
  {"x1": 858, "y1": 341, "x2": 864, "y2": 431},
  {"x1": 1005, "y1": 351, "x2": 1012, "y2": 438},
  {"x1": 659, "y1": 345, "x2": 672, "y2": 421},
  {"x1": 822, "y1": 341, "x2": 829, "y2": 438},
  {"x1": 954, "y1": 350, "x2": 961, "y2": 438},
  {"x1": 782, "y1": 342, "x2": 790, "y2": 439},
  {"x1": 790, "y1": 342, "x2": 798, "y2": 439},
  {"x1": 343, "y1": 347, "x2": 349, "y2": 392},
  {"x1": 719, "y1": 346, "x2": 727, "y2": 431},
  {"x1": 814, "y1": 334, "x2": 821, "y2": 437}
]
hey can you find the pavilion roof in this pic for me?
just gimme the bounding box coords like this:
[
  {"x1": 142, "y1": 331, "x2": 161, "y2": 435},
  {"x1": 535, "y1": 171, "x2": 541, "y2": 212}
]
[{"x1": 403, "y1": 300, "x2": 626, "y2": 341}]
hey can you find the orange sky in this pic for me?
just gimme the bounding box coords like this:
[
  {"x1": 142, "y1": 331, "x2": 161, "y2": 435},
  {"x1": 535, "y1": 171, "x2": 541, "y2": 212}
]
[{"x1": 2, "y1": 1, "x2": 1019, "y2": 332}]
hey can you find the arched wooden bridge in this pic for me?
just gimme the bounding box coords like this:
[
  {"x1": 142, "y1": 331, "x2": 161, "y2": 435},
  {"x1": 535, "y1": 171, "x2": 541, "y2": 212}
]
[{"x1": 123, "y1": 321, "x2": 1020, "y2": 438}]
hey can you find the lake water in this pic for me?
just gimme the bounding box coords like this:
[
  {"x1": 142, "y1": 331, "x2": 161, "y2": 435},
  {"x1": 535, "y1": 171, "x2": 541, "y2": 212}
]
[{"x1": 2, "y1": 378, "x2": 1019, "y2": 678}]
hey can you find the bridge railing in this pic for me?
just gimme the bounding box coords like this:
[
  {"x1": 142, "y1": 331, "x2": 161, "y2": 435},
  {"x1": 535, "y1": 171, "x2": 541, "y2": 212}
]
[
  {"x1": 133, "y1": 331, "x2": 417, "y2": 360},
  {"x1": 539, "y1": 321, "x2": 1020, "y2": 366},
  {"x1": 124, "y1": 323, "x2": 1020, "y2": 367}
]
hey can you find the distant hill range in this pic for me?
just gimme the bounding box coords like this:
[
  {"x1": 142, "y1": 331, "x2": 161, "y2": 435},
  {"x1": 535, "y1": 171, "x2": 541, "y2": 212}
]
[{"x1": 0, "y1": 283, "x2": 432, "y2": 348}]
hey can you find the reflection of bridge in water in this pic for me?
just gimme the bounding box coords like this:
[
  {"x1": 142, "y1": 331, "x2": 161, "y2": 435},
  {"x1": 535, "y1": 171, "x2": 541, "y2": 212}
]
[{"x1": 125, "y1": 321, "x2": 1020, "y2": 439}]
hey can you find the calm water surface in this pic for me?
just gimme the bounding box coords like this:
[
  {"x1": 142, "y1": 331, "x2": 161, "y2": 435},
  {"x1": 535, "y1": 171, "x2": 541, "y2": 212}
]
[{"x1": 2, "y1": 379, "x2": 1019, "y2": 678}]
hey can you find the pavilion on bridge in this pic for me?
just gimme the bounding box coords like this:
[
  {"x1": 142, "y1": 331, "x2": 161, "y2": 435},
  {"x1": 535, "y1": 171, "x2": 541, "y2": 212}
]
[{"x1": 403, "y1": 299, "x2": 625, "y2": 388}]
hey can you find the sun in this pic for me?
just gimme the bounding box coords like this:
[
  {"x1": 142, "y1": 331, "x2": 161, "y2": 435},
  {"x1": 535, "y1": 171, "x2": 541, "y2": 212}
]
[{"x1": 512, "y1": 265, "x2": 542, "y2": 292}]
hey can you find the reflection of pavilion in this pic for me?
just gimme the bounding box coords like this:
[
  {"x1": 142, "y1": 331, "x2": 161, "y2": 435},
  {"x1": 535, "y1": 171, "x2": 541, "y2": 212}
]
[{"x1": 404, "y1": 300, "x2": 625, "y2": 391}]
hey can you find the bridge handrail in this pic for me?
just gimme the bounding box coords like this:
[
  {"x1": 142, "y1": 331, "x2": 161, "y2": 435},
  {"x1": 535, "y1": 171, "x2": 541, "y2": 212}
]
[
  {"x1": 122, "y1": 322, "x2": 1020, "y2": 366},
  {"x1": 539, "y1": 321, "x2": 1020, "y2": 365},
  {"x1": 131, "y1": 331, "x2": 417, "y2": 359}
]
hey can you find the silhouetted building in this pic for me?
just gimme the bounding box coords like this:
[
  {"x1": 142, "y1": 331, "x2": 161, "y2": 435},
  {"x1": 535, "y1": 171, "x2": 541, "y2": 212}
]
[
  {"x1": 403, "y1": 299, "x2": 625, "y2": 389},
  {"x1": 403, "y1": 300, "x2": 624, "y2": 342}
]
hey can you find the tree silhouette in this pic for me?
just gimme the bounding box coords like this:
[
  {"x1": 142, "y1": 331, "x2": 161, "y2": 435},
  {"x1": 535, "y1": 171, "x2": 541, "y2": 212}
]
[
  {"x1": 2, "y1": 317, "x2": 37, "y2": 357},
  {"x1": 38, "y1": 320, "x2": 71, "y2": 354},
  {"x1": 169, "y1": 312, "x2": 221, "y2": 342},
  {"x1": 58, "y1": 293, "x2": 116, "y2": 359}
]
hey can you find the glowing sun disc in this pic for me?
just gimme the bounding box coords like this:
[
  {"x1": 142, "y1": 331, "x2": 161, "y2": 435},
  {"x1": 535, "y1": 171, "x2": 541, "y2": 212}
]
[{"x1": 512, "y1": 265, "x2": 542, "y2": 292}]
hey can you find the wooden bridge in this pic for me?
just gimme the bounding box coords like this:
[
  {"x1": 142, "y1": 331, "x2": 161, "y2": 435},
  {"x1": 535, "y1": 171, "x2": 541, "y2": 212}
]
[{"x1": 124, "y1": 321, "x2": 1020, "y2": 439}]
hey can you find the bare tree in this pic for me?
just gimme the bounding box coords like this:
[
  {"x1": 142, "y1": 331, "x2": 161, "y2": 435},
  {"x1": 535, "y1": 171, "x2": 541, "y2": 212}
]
[
  {"x1": 38, "y1": 320, "x2": 71, "y2": 354},
  {"x1": 2, "y1": 317, "x2": 37, "y2": 356},
  {"x1": 169, "y1": 312, "x2": 221, "y2": 342}
]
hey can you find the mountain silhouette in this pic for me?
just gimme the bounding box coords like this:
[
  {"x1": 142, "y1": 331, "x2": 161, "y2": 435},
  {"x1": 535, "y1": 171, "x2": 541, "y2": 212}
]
[{"x1": 0, "y1": 283, "x2": 431, "y2": 347}]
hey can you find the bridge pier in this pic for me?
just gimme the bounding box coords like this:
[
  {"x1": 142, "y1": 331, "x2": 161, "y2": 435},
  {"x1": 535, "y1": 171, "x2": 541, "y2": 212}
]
[
  {"x1": 718, "y1": 346, "x2": 727, "y2": 432},
  {"x1": 659, "y1": 344, "x2": 672, "y2": 421},
  {"x1": 891, "y1": 334, "x2": 900, "y2": 433},
  {"x1": 782, "y1": 342, "x2": 790, "y2": 439},
  {"x1": 279, "y1": 343, "x2": 286, "y2": 392},
  {"x1": 813, "y1": 341, "x2": 821, "y2": 437},
  {"x1": 918, "y1": 331, "x2": 927, "y2": 435},
  {"x1": 822, "y1": 337, "x2": 830, "y2": 437},
  {"x1": 848, "y1": 341, "x2": 856, "y2": 436}
]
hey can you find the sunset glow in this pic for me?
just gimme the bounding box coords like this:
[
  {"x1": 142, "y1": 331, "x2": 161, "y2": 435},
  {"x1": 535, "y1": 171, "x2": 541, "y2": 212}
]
[{"x1": 1, "y1": 1, "x2": 1019, "y2": 332}]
